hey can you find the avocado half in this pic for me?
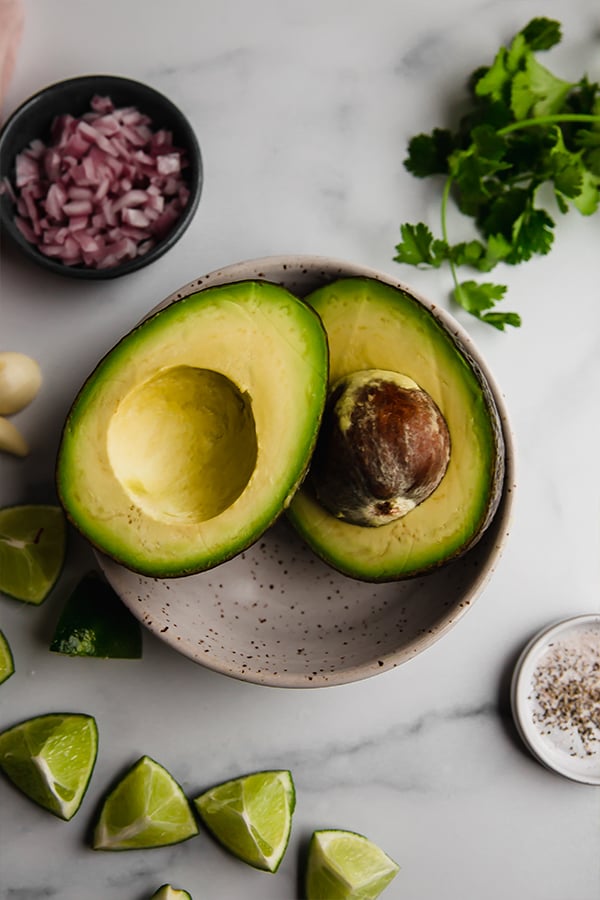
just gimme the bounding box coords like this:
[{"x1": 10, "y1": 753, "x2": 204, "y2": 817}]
[
  {"x1": 286, "y1": 277, "x2": 505, "y2": 582},
  {"x1": 57, "y1": 280, "x2": 329, "y2": 577}
]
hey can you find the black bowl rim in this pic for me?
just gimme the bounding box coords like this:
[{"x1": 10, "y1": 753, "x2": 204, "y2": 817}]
[{"x1": 0, "y1": 73, "x2": 203, "y2": 280}]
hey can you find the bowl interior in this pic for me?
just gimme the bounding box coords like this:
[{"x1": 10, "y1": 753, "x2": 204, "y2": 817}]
[
  {"x1": 97, "y1": 255, "x2": 516, "y2": 687},
  {"x1": 0, "y1": 75, "x2": 202, "y2": 278}
]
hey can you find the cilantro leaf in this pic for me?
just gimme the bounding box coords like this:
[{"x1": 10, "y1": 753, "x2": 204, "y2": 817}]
[
  {"x1": 479, "y1": 310, "x2": 523, "y2": 330},
  {"x1": 540, "y1": 125, "x2": 585, "y2": 200},
  {"x1": 450, "y1": 149, "x2": 512, "y2": 218},
  {"x1": 474, "y1": 48, "x2": 513, "y2": 104},
  {"x1": 572, "y1": 169, "x2": 600, "y2": 215},
  {"x1": 458, "y1": 99, "x2": 513, "y2": 139},
  {"x1": 439, "y1": 235, "x2": 512, "y2": 273},
  {"x1": 473, "y1": 234, "x2": 513, "y2": 272},
  {"x1": 565, "y1": 76, "x2": 600, "y2": 117},
  {"x1": 508, "y1": 206, "x2": 554, "y2": 262},
  {"x1": 550, "y1": 152, "x2": 584, "y2": 198},
  {"x1": 477, "y1": 188, "x2": 529, "y2": 242},
  {"x1": 454, "y1": 280, "x2": 507, "y2": 314},
  {"x1": 454, "y1": 282, "x2": 520, "y2": 331},
  {"x1": 520, "y1": 17, "x2": 562, "y2": 52},
  {"x1": 394, "y1": 223, "x2": 448, "y2": 267},
  {"x1": 475, "y1": 33, "x2": 528, "y2": 104},
  {"x1": 575, "y1": 127, "x2": 600, "y2": 176},
  {"x1": 404, "y1": 129, "x2": 455, "y2": 177},
  {"x1": 511, "y1": 55, "x2": 573, "y2": 119},
  {"x1": 470, "y1": 124, "x2": 509, "y2": 161},
  {"x1": 449, "y1": 240, "x2": 486, "y2": 268}
]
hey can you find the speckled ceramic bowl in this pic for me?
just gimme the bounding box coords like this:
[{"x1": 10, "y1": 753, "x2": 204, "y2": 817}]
[{"x1": 97, "y1": 255, "x2": 515, "y2": 687}]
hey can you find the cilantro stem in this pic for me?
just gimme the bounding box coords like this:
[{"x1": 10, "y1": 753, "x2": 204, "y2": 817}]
[
  {"x1": 498, "y1": 112, "x2": 600, "y2": 135},
  {"x1": 440, "y1": 174, "x2": 461, "y2": 294}
]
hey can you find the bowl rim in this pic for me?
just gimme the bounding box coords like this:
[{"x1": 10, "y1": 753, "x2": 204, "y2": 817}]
[
  {"x1": 98, "y1": 254, "x2": 517, "y2": 688},
  {"x1": 0, "y1": 73, "x2": 202, "y2": 279}
]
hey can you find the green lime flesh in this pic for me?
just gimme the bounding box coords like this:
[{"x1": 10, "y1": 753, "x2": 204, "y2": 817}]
[
  {"x1": 193, "y1": 769, "x2": 296, "y2": 872},
  {"x1": 93, "y1": 755, "x2": 198, "y2": 850},
  {"x1": 306, "y1": 829, "x2": 400, "y2": 900},
  {"x1": 0, "y1": 713, "x2": 98, "y2": 820},
  {"x1": 0, "y1": 504, "x2": 67, "y2": 603}
]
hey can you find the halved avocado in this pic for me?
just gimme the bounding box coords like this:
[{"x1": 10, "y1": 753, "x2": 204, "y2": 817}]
[
  {"x1": 57, "y1": 280, "x2": 328, "y2": 577},
  {"x1": 286, "y1": 277, "x2": 505, "y2": 581}
]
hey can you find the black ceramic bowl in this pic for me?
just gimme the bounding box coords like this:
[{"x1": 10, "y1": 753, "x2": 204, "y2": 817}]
[{"x1": 0, "y1": 74, "x2": 202, "y2": 279}]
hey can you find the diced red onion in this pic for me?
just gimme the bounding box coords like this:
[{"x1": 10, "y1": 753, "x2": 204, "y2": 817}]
[{"x1": 3, "y1": 93, "x2": 191, "y2": 270}]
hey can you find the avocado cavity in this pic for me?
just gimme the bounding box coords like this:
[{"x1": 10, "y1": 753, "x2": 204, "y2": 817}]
[{"x1": 107, "y1": 366, "x2": 257, "y2": 524}]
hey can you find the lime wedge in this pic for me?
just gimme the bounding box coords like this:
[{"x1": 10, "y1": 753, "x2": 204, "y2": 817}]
[
  {"x1": 150, "y1": 886, "x2": 192, "y2": 900},
  {"x1": 193, "y1": 769, "x2": 295, "y2": 872},
  {"x1": 0, "y1": 713, "x2": 98, "y2": 820},
  {"x1": 50, "y1": 572, "x2": 142, "y2": 658},
  {"x1": 0, "y1": 629, "x2": 15, "y2": 684},
  {"x1": 305, "y1": 829, "x2": 400, "y2": 900},
  {"x1": 0, "y1": 504, "x2": 67, "y2": 603},
  {"x1": 93, "y1": 755, "x2": 199, "y2": 850}
]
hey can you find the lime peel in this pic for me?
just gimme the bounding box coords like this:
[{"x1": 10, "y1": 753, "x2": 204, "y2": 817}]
[
  {"x1": 0, "y1": 629, "x2": 14, "y2": 684},
  {"x1": 50, "y1": 571, "x2": 142, "y2": 658},
  {"x1": 193, "y1": 769, "x2": 295, "y2": 872}
]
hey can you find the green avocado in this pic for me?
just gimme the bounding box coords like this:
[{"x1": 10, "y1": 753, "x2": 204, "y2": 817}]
[
  {"x1": 56, "y1": 280, "x2": 328, "y2": 577},
  {"x1": 287, "y1": 277, "x2": 505, "y2": 581}
]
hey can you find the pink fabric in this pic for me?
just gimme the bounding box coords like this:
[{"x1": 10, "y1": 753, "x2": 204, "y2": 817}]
[{"x1": 0, "y1": 0, "x2": 24, "y2": 116}]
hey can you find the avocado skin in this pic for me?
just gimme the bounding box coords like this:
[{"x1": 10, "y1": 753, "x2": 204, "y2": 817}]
[{"x1": 287, "y1": 277, "x2": 505, "y2": 582}]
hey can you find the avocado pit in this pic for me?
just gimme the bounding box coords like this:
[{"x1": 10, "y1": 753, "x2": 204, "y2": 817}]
[
  {"x1": 310, "y1": 369, "x2": 451, "y2": 527},
  {"x1": 107, "y1": 365, "x2": 257, "y2": 524}
]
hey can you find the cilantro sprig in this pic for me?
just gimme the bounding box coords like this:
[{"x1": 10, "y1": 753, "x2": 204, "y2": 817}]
[{"x1": 394, "y1": 18, "x2": 600, "y2": 329}]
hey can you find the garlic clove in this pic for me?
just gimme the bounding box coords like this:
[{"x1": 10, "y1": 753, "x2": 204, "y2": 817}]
[
  {"x1": 0, "y1": 352, "x2": 42, "y2": 416},
  {"x1": 0, "y1": 416, "x2": 29, "y2": 457}
]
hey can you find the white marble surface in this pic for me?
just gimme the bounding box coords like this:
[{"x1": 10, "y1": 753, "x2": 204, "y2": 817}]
[{"x1": 1, "y1": 0, "x2": 599, "y2": 898}]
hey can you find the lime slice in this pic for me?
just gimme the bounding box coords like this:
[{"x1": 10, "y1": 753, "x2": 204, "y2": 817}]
[
  {"x1": 50, "y1": 572, "x2": 142, "y2": 658},
  {"x1": 150, "y1": 886, "x2": 192, "y2": 900},
  {"x1": 93, "y1": 755, "x2": 199, "y2": 850},
  {"x1": 0, "y1": 712, "x2": 98, "y2": 820},
  {"x1": 0, "y1": 629, "x2": 15, "y2": 684},
  {"x1": 305, "y1": 829, "x2": 400, "y2": 900},
  {"x1": 0, "y1": 504, "x2": 67, "y2": 603},
  {"x1": 193, "y1": 769, "x2": 295, "y2": 872}
]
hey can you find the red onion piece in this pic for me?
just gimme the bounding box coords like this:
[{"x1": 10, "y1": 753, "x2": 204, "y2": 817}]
[{"x1": 4, "y1": 93, "x2": 191, "y2": 270}]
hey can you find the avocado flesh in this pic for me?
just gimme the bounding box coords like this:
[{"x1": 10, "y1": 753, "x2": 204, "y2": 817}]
[
  {"x1": 106, "y1": 366, "x2": 258, "y2": 523},
  {"x1": 57, "y1": 280, "x2": 328, "y2": 577},
  {"x1": 287, "y1": 277, "x2": 504, "y2": 581}
]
